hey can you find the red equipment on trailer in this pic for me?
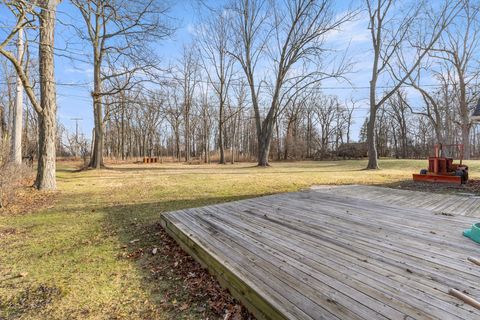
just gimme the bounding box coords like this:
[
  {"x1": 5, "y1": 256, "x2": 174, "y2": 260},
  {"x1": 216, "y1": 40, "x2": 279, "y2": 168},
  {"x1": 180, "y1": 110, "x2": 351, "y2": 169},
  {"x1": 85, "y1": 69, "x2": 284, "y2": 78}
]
[{"x1": 413, "y1": 144, "x2": 469, "y2": 184}]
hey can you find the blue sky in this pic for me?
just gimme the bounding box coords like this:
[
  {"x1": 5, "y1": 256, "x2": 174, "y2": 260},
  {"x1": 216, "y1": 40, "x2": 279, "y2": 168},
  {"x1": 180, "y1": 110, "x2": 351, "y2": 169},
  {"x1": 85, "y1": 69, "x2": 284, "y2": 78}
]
[
  {"x1": 1, "y1": 1, "x2": 400, "y2": 141},
  {"x1": 53, "y1": 0, "x2": 376, "y2": 140},
  {"x1": 53, "y1": 0, "x2": 200, "y2": 138}
]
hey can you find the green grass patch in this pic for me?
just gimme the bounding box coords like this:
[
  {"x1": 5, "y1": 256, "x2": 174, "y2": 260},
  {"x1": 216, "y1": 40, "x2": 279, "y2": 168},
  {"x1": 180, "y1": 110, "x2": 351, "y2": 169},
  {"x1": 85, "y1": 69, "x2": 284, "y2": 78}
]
[{"x1": 2, "y1": 159, "x2": 480, "y2": 319}]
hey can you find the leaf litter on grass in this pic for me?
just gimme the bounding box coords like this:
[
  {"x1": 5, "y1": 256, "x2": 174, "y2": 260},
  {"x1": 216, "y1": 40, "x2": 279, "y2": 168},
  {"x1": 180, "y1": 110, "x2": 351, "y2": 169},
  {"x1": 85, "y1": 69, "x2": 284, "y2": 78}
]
[{"x1": 138, "y1": 222, "x2": 255, "y2": 319}]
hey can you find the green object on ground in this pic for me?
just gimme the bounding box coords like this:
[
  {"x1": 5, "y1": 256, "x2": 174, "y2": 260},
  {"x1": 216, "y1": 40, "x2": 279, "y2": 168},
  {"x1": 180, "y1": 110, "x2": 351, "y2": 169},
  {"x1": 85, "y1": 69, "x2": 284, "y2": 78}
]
[{"x1": 464, "y1": 222, "x2": 480, "y2": 244}]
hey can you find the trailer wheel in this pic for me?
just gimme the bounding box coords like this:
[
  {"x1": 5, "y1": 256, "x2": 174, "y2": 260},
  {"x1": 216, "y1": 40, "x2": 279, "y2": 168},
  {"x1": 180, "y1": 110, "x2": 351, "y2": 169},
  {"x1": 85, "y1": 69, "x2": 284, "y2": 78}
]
[
  {"x1": 420, "y1": 169, "x2": 428, "y2": 175},
  {"x1": 455, "y1": 170, "x2": 467, "y2": 184}
]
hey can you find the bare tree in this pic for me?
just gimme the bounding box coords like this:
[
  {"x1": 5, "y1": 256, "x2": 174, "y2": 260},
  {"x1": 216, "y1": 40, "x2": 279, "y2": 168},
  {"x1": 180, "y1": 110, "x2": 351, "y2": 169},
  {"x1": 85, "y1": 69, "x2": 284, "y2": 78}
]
[
  {"x1": 427, "y1": 0, "x2": 480, "y2": 158},
  {"x1": 177, "y1": 46, "x2": 199, "y2": 162},
  {"x1": 344, "y1": 99, "x2": 356, "y2": 144},
  {"x1": 0, "y1": 0, "x2": 59, "y2": 190},
  {"x1": 230, "y1": 0, "x2": 354, "y2": 166},
  {"x1": 198, "y1": 7, "x2": 235, "y2": 164},
  {"x1": 11, "y1": 25, "x2": 24, "y2": 164},
  {"x1": 229, "y1": 81, "x2": 247, "y2": 164},
  {"x1": 71, "y1": 0, "x2": 174, "y2": 168},
  {"x1": 365, "y1": 0, "x2": 461, "y2": 169},
  {"x1": 0, "y1": 63, "x2": 11, "y2": 161},
  {"x1": 164, "y1": 85, "x2": 183, "y2": 161},
  {"x1": 198, "y1": 83, "x2": 213, "y2": 163},
  {"x1": 314, "y1": 95, "x2": 338, "y2": 155},
  {"x1": 386, "y1": 91, "x2": 410, "y2": 158},
  {"x1": 403, "y1": 65, "x2": 453, "y2": 147},
  {"x1": 283, "y1": 93, "x2": 305, "y2": 160}
]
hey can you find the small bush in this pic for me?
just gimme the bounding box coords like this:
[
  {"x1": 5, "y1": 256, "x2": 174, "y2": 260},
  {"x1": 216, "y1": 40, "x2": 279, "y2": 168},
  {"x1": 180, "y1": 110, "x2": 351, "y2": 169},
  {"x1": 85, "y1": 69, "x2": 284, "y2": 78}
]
[{"x1": 337, "y1": 142, "x2": 368, "y2": 160}]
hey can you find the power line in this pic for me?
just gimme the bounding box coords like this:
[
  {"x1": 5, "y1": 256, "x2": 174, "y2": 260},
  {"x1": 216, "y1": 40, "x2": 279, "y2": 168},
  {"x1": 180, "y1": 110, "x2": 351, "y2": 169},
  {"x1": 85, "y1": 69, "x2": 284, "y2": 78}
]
[
  {"x1": 0, "y1": 67, "x2": 472, "y2": 96},
  {"x1": 0, "y1": 80, "x2": 90, "y2": 87},
  {"x1": 127, "y1": 73, "x2": 467, "y2": 92}
]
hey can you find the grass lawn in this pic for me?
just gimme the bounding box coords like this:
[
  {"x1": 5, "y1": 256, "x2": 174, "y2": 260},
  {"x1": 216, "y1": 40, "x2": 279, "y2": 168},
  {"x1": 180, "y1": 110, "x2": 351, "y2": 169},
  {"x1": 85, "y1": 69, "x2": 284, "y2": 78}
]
[{"x1": 2, "y1": 159, "x2": 480, "y2": 319}]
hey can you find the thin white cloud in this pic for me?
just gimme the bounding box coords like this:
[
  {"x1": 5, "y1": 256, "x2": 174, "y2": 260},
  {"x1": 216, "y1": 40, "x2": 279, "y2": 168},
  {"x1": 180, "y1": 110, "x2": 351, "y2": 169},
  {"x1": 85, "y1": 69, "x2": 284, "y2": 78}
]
[
  {"x1": 186, "y1": 23, "x2": 198, "y2": 36},
  {"x1": 65, "y1": 67, "x2": 93, "y2": 74},
  {"x1": 325, "y1": 13, "x2": 370, "y2": 46}
]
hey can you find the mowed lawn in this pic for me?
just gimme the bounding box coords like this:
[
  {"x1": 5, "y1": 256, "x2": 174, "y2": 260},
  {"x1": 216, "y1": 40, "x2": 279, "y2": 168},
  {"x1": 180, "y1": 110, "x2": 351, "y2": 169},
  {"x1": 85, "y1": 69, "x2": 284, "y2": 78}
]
[{"x1": 2, "y1": 159, "x2": 480, "y2": 319}]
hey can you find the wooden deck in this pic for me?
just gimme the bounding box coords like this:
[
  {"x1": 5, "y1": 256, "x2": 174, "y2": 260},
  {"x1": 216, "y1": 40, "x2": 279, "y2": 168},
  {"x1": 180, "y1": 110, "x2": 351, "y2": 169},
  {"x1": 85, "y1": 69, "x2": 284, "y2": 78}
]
[
  {"x1": 312, "y1": 185, "x2": 480, "y2": 217},
  {"x1": 160, "y1": 187, "x2": 480, "y2": 320}
]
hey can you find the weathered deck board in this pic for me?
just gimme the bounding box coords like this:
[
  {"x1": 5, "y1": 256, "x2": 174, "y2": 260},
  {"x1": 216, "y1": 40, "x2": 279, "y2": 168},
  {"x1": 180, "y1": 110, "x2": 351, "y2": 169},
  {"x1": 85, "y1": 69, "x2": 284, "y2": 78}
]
[
  {"x1": 161, "y1": 187, "x2": 480, "y2": 320},
  {"x1": 312, "y1": 185, "x2": 480, "y2": 217}
]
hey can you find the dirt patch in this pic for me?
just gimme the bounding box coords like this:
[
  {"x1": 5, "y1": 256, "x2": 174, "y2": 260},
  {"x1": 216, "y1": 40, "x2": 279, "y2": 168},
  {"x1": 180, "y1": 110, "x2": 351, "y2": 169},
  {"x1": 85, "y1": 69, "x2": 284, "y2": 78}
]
[
  {"x1": 1, "y1": 284, "x2": 62, "y2": 318},
  {"x1": 0, "y1": 227, "x2": 24, "y2": 239},
  {"x1": 388, "y1": 179, "x2": 480, "y2": 195}
]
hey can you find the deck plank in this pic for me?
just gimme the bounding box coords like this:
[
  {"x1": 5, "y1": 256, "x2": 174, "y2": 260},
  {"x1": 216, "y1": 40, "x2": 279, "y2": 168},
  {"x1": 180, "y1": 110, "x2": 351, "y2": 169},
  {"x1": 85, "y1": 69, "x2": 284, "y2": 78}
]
[
  {"x1": 161, "y1": 187, "x2": 480, "y2": 320},
  {"x1": 311, "y1": 185, "x2": 480, "y2": 217},
  {"x1": 198, "y1": 204, "x2": 476, "y2": 318}
]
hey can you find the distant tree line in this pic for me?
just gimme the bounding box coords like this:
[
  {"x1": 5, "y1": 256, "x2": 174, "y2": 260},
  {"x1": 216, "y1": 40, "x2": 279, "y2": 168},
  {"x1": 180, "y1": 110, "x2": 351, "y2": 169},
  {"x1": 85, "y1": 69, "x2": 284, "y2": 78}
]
[
  {"x1": 1, "y1": 0, "x2": 480, "y2": 192},
  {"x1": 96, "y1": 85, "x2": 480, "y2": 163}
]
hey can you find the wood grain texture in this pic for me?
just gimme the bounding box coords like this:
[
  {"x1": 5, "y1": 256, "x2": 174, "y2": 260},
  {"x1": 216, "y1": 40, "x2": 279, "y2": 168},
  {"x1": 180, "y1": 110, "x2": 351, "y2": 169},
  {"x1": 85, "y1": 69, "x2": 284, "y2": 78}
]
[
  {"x1": 161, "y1": 186, "x2": 480, "y2": 320},
  {"x1": 311, "y1": 185, "x2": 480, "y2": 217}
]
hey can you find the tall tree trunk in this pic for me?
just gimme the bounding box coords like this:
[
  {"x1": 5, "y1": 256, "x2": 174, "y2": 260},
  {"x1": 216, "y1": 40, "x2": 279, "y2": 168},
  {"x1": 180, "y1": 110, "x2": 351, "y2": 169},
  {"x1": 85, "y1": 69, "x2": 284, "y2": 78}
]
[
  {"x1": 231, "y1": 113, "x2": 237, "y2": 164},
  {"x1": 401, "y1": 122, "x2": 407, "y2": 158},
  {"x1": 257, "y1": 134, "x2": 271, "y2": 166},
  {"x1": 121, "y1": 100, "x2": 125, "y2": 160},
  {"x1": 89, "y1": 60, "x2": 104, "y2": 168},
  {"x1": 218, "y1": 101, "x2": 225, "y2": 164},
  {"x1": 35, "y1": 1, "x2": 58, "y2": 190},
  {"x1": 204, "y1": 115, "x2": 208, "y2": 163},
  {"x1": 284, "y1": 120, "x2": 291, "y2": 160},
  {"x1": 392, "y1": 129, "x2": 399, "y2": 158},
  {"x1": 175, "y1": 128, "x2": 180, "y2": 161},
  {"x1": 459, "y1": 76, "x2": 470, "y2": 159},
  {"x1": 461, "y1": 124, "x2": 470, "y2": 159},
  {"x1": 184, "y1": 107, "x2": 190, "y2": 162},
  {"x1": 306, "y1": 112, "x2": 312, "y2": 157},
  {"x1": 256, "y1": 99, "x2": 277, "y2": 166},
  {"x1": 276, "y1": 117, "x2": 281, "y2": 160},
  {"x1": 191, "y1": 127, "x2": 196, "y2": 157},
  {"x1": 218, "y1": 126, "x2": 225, "y2": 163},
  {"x1": 36, "y1": 110, "x2": 56, "y2": 189},
  {"x1": 257, "y1": 117, "x2": 274, "y2": 166},
  {"x1": 366, "y1": 111, "x2": 378, "y2": 169},
  {"x1": 11, "y1": 27, "x2": 23, "y2": 164},
  {"x1": 367, "y1": 66, "x2": 379, "y2": 169},
  {"x1": 0, "y1": 106, "x2": 8, "y2": 163}
]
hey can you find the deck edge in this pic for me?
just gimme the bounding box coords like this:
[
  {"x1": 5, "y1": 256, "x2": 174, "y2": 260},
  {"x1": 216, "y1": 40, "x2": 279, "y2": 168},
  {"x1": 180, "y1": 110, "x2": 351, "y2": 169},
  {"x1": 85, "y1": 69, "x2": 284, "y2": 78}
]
[{"x1": 160, "y1": 213, "x2": 288, "y2": 320}]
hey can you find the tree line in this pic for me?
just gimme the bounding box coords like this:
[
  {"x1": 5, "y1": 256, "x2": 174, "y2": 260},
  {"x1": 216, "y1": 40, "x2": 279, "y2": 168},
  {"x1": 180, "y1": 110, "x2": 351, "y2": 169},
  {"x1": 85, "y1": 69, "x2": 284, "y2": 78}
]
[{"x1": 0, "y1": 0, "x2": 479, "y2": 191}]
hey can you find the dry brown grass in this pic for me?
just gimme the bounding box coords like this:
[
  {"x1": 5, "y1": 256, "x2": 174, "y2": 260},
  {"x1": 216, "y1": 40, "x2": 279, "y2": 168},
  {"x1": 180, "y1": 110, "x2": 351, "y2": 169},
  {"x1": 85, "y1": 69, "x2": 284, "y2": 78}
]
[{"x1": 2, "y1": 159, "x2": 480, "y2": 319}]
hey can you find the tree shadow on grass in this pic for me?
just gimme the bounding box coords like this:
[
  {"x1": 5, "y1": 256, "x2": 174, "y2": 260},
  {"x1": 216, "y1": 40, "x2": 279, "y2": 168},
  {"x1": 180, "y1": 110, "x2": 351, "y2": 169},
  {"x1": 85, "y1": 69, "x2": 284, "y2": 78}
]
[
  {"x1": 100, "y1": 195, "x2": 259, "y2": 320},
  {"x1": 104, "y1": 161, "x2": 355, "y2": 173},
  {"x1": 102, "y1": 166, "x2": 366, "y2": 176}
]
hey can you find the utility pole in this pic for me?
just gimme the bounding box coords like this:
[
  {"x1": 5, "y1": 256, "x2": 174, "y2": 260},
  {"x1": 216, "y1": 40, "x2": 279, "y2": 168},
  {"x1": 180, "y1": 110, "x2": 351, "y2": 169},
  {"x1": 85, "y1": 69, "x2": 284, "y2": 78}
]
[
  {"x1": 71, "y1": 117, "x2": 82, "y2": 156},
  {"x1": 11, "y1": 26, "x2": 24, "y2": 164}
]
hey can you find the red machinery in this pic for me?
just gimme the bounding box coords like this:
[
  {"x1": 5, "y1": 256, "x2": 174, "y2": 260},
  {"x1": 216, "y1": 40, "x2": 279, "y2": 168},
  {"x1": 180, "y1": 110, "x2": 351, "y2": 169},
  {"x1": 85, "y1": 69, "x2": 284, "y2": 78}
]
[{"x1": 413, "y1": 144, "x2": 469, "y2": 184}]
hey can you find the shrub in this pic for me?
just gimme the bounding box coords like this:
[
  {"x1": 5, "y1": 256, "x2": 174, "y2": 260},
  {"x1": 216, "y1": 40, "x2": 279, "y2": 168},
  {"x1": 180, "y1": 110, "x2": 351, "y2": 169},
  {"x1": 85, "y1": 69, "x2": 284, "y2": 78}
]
[{"x1": 337, "y1": 142, "x2": 368, "y2": 160}]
